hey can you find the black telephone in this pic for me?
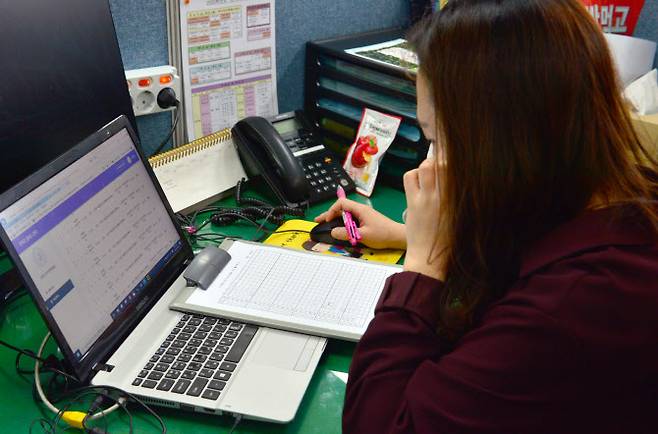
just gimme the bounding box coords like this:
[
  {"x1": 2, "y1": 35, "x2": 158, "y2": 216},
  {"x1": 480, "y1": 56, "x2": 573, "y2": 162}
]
[{"x1": 232, "y1": 110, "x2": 356, "y2": 207}]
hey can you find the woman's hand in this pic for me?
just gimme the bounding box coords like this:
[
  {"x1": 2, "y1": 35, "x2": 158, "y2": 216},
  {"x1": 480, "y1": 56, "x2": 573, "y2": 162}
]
[
  {"x1": 314, "y1": 198, "x2": 406, "y2": 250},
  {"x1": 402, "y1": 158, "x2": 446, "y2": 281}
]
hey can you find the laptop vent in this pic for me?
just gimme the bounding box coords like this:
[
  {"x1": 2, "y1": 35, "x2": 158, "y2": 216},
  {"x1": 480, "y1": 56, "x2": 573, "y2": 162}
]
[
  {"x1": 140, "y1": 397, "x2": 179, "y2": 409},
  {"x1": 138, "y1": 397, "x2": 221, "y2": 415}
]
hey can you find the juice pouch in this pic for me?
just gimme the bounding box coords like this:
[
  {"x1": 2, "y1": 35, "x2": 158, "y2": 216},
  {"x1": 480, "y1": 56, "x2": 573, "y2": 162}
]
[{"x1": 343, "y1": 108, "x2": 402, "y2": 197}]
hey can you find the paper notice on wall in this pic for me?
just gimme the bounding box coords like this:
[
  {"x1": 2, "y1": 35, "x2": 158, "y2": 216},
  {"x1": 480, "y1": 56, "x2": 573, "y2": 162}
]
[{"x1": 179, "y1": 0, "x2": 278, "y2": 140}]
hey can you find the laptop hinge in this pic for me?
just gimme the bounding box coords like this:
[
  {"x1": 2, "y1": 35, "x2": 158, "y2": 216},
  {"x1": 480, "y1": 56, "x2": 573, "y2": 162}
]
[{"x1": 92, "y1": 362, "x2": 115, "y2": 373}]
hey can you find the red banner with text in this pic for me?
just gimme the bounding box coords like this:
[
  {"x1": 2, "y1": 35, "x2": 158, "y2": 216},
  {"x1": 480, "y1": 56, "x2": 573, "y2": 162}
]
[{"x1": 582, "y1": 0, "x2": 645, "y2": 35}]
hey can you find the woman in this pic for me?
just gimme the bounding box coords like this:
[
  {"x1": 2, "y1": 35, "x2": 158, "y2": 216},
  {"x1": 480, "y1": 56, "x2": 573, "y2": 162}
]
[{"x1": 316, "y1": 1, "x2": 658, "y2": 432}]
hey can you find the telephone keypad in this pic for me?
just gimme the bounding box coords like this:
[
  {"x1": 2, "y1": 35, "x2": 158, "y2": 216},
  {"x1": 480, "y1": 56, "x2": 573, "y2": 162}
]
[
  {"x1": 282, "y1": 126, "x2": 355, "y2": 203},
  {"x1": 300, "y1": 151, "x2": 356, "y2": 203}
]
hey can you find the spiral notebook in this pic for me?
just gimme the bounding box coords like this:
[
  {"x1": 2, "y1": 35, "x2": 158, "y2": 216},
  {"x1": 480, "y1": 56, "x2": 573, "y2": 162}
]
[{"x1": 148, "y1": 129, "x2": 247, "y2": 214}]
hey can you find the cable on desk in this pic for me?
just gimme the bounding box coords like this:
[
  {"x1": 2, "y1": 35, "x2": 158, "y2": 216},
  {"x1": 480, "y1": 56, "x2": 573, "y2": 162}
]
[
  {"x1": 6, "y1": 332, "x2": 161, "y2": 433},
  {"x1": 234, "y1": 179, "x2": 269, "y2": 208},
  {"x1": 66, "y1": 385, "x2": 166, "y2": 434},
  {"x1": 0, "y1": 267, "x2": 26, "y2": 309},
  {"x1": 0, "y1": 339, "x2": 76, "y2": 386},
  {"x1": 0, "y1": 338, "x2": 47, "y2": 363},
  {"x1": 29, "y1": 417, "x2": 55, "y2": 434},
  {"x1": 210, "y1": 179, "x2": 306, "y2": 241},
  {"x1": 175, "y1": 178, "x2": 309, "y2": 247},
  {"x1": 33, "y1": 333, "x2": 125, "y2": 430},
  {"x1": 209, "y1": 205, "x2": 305, "y2": 227},
  {"x1": 227, "y1": 414, "x2": 242, "y2": 434}
]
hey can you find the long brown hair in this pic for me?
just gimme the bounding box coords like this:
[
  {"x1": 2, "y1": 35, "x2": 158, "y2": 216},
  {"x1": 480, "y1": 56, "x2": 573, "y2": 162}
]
[{"x1": 409, "y1": 0, "x2": 658, "y2": 338}]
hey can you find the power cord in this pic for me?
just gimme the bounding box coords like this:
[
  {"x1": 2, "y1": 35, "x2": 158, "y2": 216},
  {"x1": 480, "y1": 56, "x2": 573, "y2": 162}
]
[
  {"x1": 150, "y1": 88, "x2": 181, "y2": 157},
  {"x1": 228, "y1": 414, "x2": 242, "y2": 434},
  {"x1": 0, "y1": 266, "x2": 25, "y2": 308},
  {"x1": 0, "y1": 339, "x2": 74, "y2": 381}
]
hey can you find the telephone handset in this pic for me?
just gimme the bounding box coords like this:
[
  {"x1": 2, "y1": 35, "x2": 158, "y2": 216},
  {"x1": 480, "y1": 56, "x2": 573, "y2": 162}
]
[
  {"x1": 232, "y1": 111, "x2": 356, "y2": 207},
  {"x1": 233, "y1": 115, "x2": 309, "y2": 206}
]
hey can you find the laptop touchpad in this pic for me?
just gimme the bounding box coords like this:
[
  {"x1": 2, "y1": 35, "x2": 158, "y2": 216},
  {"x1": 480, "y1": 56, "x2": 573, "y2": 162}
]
[{"x1": 250, "y1": 329, "x2": 320, "y2": 371}]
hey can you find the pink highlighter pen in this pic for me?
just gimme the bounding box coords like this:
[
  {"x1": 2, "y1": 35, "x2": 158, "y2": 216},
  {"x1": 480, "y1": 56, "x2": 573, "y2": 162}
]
[{"x1": 336, "y1": 186, "x2": 362, "y2": 246}]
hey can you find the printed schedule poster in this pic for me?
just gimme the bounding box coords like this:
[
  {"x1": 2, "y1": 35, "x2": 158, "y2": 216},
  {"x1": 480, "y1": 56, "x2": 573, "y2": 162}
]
[{"x1": 180, "y1": 0, "x2": 279, "y2": 139}]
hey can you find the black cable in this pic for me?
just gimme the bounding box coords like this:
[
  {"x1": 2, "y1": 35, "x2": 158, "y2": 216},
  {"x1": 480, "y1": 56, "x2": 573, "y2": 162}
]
[
  {"x1": 150, "y1": 100, "x2": 181, "y2": 157},
  {"x1": 191, "y1": 235, "x2": 230, "y2": 247},
  {"x1": 68, "y1": 385, "x2": 166, "y2": 434},
  {"x1": 0, "y1": 267, "x2": 25, "y2": 307},
  {"x1": 1, "y1": 339, "x2": 48, "y2": 363},
  {"x1": 212, "y1": 208, "x2": 299, "y2": 230},
  {"x1": 86, "y1": 393, "x2": 109, "y2": 416},
  {"x1": 191, "y1": 229, "x2": 309, "y2": 249},
  {"x1": 2, "y1": 286, "x2": 26, "y2": 306},
  {"x1": 258, "y1": 229, "x2": 311, "y2": 236},
  {"x1": 196, "y1": 218, "x2": 212, "y2": 232},
  {"x1": 82, "y1": 390, "x2": 131, "y2": 434},
  {"x1": 235, "y1": 178, "x2": 270, "y2": 208},
  {"x1": 251, "y1": 206, "x2": 277, "y2": 241},
  {"x1": 209, "y1": 203, "x2": 304, "y2": 228},
  {"x1": 0, "y1": 291, "x2": 76, "y2": 384},
  {"x1": 33, "y1": 384, "x2": 159, "y2": 434},
  {"x1": 193, "y1": 234, "x2": 228, "y2": 241},
  {"x1": 52, "y1": 398, "x2": 77, "y2": 433},
  {"x1": 228, "y1": 414, "x2": 242, "y2": 434},
  {"x1": 210, "y1": 212, "x2": 264, "y2": 229},
  {"x1": 180, "y1": 178, "x2": 307, "y2": 246},
  {"x1": 77, "y1": 392, "x2": 107, "y2": 434},
  {"x1": 1, "y1": 340, "x2": 79, "y2": 382},
  {"x1": 29, "y1": 418, "x2": 55, "y2": 434}
]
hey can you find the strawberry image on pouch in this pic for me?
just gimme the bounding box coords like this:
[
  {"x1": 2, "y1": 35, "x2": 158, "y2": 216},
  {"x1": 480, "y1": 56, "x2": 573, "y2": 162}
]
[
  {"x1": 343, "y1": 108, "x2": 401, "y2": 197},
  {"x1": 351, "y1": 135, "x2": 379, "y2": 168}
]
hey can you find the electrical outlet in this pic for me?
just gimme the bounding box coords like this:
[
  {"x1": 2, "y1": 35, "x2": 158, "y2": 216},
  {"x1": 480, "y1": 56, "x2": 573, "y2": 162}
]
[{"x1": 125, "y1": 66, "x2": 181, "y2": 116}]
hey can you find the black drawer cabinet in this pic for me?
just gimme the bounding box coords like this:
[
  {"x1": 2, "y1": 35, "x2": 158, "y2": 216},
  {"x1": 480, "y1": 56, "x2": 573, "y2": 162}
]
[{"x1": 305, "y1": 28, "x2": 429, "y2": 190}]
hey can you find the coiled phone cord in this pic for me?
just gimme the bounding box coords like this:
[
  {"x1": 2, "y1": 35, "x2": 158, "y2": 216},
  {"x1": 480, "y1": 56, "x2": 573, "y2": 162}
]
[{"x1": 211, "y1": 179, "x2": 305, "y2": 227}]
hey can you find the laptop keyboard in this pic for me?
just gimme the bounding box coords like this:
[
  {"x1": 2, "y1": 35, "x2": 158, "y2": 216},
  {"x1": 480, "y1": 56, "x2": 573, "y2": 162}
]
[{"x1": 132, "y1": 313, "x2": 257, "y2": 401}]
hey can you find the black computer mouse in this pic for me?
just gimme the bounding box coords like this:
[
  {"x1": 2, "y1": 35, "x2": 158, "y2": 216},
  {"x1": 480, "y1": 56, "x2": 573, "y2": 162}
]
[{"x1": 310, "y1": 218, "x2": 361, "y2": 247}]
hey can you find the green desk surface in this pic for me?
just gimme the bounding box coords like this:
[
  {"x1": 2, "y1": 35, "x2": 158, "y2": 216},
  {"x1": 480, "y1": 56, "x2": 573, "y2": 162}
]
[
  {"x1": 0, "y1": 252, "x2": 11, "y2": 274},
  {"x1": 0, "y1": 185, "x2": 406, "y2": 433}
]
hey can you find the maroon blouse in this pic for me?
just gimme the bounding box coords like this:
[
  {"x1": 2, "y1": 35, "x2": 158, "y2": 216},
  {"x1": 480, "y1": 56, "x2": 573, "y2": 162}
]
[{"x1": 344, "y1": 208, "x2": 658, "y2": 434}]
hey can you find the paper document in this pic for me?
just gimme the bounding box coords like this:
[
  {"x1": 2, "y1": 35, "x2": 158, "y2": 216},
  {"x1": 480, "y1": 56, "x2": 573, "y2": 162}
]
[
  {"x1": 179, "y1": 0, "x2": 279, "y2": 140},
  {"x1": 604, "y1": 33, "x2": 657, "y2": 86},
  {"x1": 345, "y1": 39, "x2": 418, "y2": 72},
  {"x1": 183, "y1": 241, "x2": 401, "y2": 341}
]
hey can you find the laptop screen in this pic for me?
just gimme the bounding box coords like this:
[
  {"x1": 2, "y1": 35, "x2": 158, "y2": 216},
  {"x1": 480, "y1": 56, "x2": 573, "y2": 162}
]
[{"x1": 0, "y1": 124, "x2": 185, "y2": 366}]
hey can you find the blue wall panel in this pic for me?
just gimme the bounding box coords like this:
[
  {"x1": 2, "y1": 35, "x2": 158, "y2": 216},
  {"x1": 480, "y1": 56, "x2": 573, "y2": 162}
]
[
  {"x1": 634, "y1": 0, "x2": 658, "y2": 67},
  {"x1": 109, "y1": 0, "x2": 169, "y2": 68},
  {"x1": 108, "y1": 0, "x2": 409, "y2": 151},
  {"x1": 109, "y1": 0, "x2": 171, "y2": 155},
  {"x1": 109, "y1": 0, "x2": 657, "y2": 149},
  {"x1": 276, "y1": 1, "x2": 410, "y2": 112}
]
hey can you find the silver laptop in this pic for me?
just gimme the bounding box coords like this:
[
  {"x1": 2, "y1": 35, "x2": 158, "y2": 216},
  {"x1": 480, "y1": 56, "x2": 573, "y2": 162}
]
[{"x1": 0, "y1": 115, "x2": 326, "y2": 423}]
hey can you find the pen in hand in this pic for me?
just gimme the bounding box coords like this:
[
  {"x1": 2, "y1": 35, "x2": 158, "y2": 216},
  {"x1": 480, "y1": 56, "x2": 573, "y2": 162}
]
[{"x1": 336, "y1": 186, "x2": 362, "y2": 246}]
